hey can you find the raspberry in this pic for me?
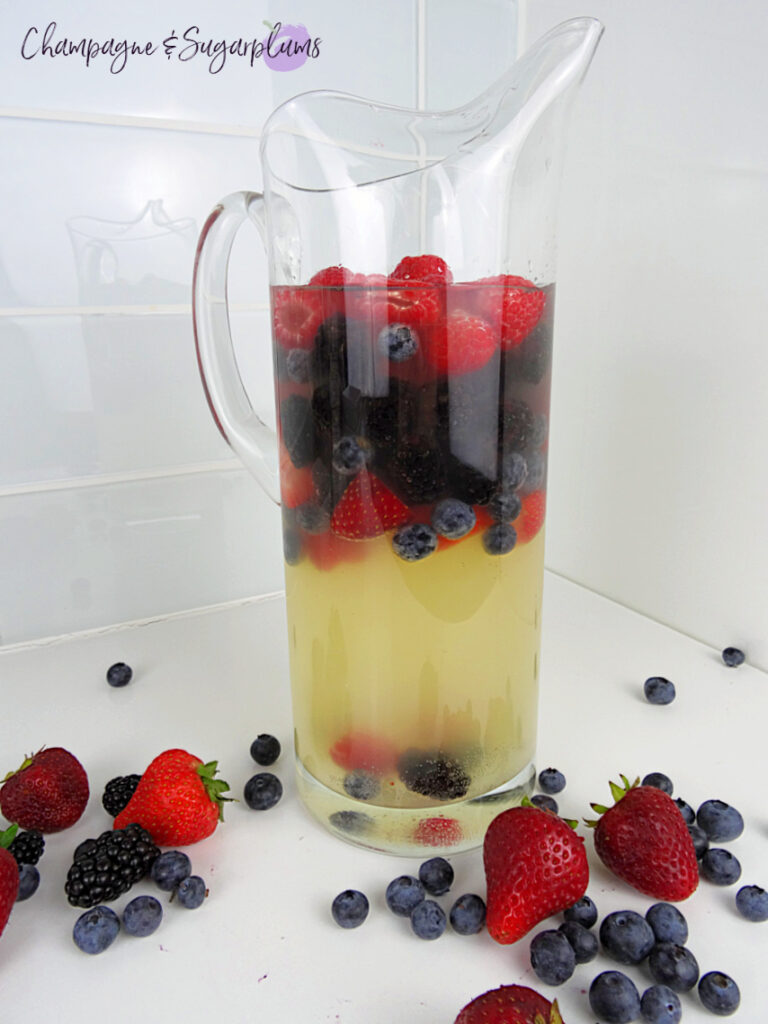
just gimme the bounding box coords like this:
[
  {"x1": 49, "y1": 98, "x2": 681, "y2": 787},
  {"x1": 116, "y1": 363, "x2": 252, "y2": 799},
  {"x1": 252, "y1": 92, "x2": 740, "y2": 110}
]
[
  {"x1": 329, "y1": 732, "x2": 398, "y2": 776},
  {"x1": 414, "y1": 817, "x2": 463, "y2": 847},
  {"x1": 385, "y1": 282, "x2": 444, "y2": 329},
  {"x1": 272, "y1": 287, "x2": 325, "y2": 349},
  {"x1": 423, "y1": 313, "x2": 498, "y2": 375},
  {"x1": 391, "y1": 254, "x2": 453, "y2": 286},
  {"x1": 474, "y1": 274, "x2": 546, "y2": 349},
  {"x1": 308, "y1": 265, "x2": 354, "y2": 287}
]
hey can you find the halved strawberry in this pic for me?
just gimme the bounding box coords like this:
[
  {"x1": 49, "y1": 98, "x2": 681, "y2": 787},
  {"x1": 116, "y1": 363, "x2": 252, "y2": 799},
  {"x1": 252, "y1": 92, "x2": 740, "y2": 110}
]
[
  {"x1": 391, "y1": 254, "x2": 453, "y2": 287},
  {"x1": 272, "y1": 286, "x2": 325, "y2": 349},
  {"x1": 330, "y1": 732, "x2": 398, "y2": 775},
  {"x1": 330, "y1": 472, "x2": 410, "y2": 540},
  {"x1": 473, "y1": 275, "x2": 546, "y2": 349},
  {"x1": 516, "y1": 490, "x2": 546, "y2": 544},
  {"x1": 454, "y1": 985, "x2": 563, "y2": 1024},
  {"x1": 413, "y1": 816, "x2": 463, "y2": 847},
  {"x1": 278, "y1": 444, "x2": 316, "y2": 509},
  {"x1": 423, "y1": 312, "x2": 498, "y2": 376}
]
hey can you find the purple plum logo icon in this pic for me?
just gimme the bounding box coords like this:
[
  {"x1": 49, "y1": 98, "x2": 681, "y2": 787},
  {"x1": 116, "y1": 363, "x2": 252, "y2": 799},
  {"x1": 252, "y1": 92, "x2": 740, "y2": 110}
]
[{"x1": 262, "y1": 20, "x2": 312, "y2": 71}]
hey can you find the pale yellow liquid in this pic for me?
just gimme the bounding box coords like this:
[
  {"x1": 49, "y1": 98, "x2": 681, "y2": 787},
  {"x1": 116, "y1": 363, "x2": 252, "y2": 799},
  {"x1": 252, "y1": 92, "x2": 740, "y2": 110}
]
[{"x1": 286, "y1": 525, "x2": 544, "y2": 853}]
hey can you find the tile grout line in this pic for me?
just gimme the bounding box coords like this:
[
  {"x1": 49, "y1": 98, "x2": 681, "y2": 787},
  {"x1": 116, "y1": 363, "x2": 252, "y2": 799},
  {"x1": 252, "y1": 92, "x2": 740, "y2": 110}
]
[{"x1": 0, "y1": 302, "x2": 270, "y2": 318}]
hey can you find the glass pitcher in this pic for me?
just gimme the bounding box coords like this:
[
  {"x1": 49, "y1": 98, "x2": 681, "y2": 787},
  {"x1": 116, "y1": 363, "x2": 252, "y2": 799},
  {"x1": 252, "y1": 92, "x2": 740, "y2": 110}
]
[{"x1": 193, "y1": 17, "x2": 602, "y2": 855}]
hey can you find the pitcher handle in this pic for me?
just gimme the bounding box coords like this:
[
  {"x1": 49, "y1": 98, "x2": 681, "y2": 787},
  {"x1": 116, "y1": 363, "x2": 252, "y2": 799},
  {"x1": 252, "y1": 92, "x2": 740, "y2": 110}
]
[{"x1": 192, "y1": 190, "x2": 280, "y2": 504}]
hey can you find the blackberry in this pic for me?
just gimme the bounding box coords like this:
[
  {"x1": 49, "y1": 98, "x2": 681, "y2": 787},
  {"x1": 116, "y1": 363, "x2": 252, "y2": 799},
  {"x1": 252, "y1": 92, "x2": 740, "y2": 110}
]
[
  {"x1": 397, "y1": 749, "x2": 470, "y2": 800},
  {"x1": 101, "y1": 774, "x2": 142, "y2": 818},
  {"x1": 499, "y1": 398, "x2": 534, "y2": 452},
  {"x1": 64, "y1": 824, "x2": 159, "y2": 909},
  {"x1": 8, "y1": 829, "x2": 45, "y2": 866},
  {"x1": 383, "y1": 438, "x2": 445, "y2": 504},
  {"x1": 444, "y1": 455, "x2": 496, "y2": 505},
  {"x1": 280, "y1": 394, "x2": 315, "y2": 468},
  {"x1": 504, "y1": 315, "x2": 553, "y2": 385}
]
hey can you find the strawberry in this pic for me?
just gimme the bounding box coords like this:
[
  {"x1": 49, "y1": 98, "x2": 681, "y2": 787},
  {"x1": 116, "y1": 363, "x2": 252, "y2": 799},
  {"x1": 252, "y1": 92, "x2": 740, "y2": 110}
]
[
  {"x1": 330, "y1": 471, "x2": 410, "y2": 540},
  {"x1": 329, "y1": 732, "x2": 398, "y2": 776},
  {"x1": 114, "y1": 749, "x2": 231, "y2": 847},
  {"x1": 413, "y1": 816, "x2": 463, "y2": 847},
  {"x1": 423, "y1": 312, "x2": 498, "y2": 375},
  {"x1": 278, "y1": 443, "x2": 316, "y2": 509},
  {"x1": 587, "y1": 775, "x2": 699, "y2": 901},
  {"x1": 303, "y1": 531, "x2": 367, "y2": 571},
  {"x1": 516, "y1": 490, "x2": 546, "y2": 544},
  {"x1": 483, "y1": 804, "x2": 589, "y2": 944},
  {"x1": 0, "y1": 747, "x2": 89, "y2": 833},
  {"x1": 454, "y1": 984, "x2": 564, "y2": 1024},
  {"x1": 391, "y1": 254, "x2": 454, "y2": 286},
  {"x1": 0, "y1": 825, "x2": 20, "y2": 939},
  {"x1": 473, "y1": 275, "x2": 546, "y2": 349},
  {"x1": 271, "y1": 286, "x2": 325, "y2": 349}
]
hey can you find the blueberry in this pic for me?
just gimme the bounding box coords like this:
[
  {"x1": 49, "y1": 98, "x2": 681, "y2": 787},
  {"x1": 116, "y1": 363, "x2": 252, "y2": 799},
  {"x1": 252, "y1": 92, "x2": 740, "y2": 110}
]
[
  {"x1": 73, "y1": 905, "x2": 120, "y2": 954},
  {"x1": 640, "y1": 984, "x2": 682, "y2": 1024},
  {"x1": 645, "y1": 903, "x2": 688, "y2": 945},
  {"x1": 589, "y1": 970, "x2": 641, "y2": 1023},
  {"x1": 250, "y1": 734, "x2": 281, "y2": 767},
  {"x1": 122, "y1": 895, "x2": 163, "y2": 937},
  {"x1": 176, "y1": 875, "x2": 207, "y2": 909},
  {"x1": 331, "y1": 889, "x2": 369, "y2": 929},
  {"x1": 332, "y1": 436, "x2": 369, "y2": 476},
  {"x1": 538, "y1": 767, "x2": 566, "y2": 794},
  {"x1": 410, "y1": 899, "x2": 446, "y2": 940},
  {"x1": 377, "y1": 323, "x2": 419, "y2": 362},
  {"x1": 328, "y1": 810, "x2": 374, "y2": 836},
  {"x1": 696, "y1": 799, "x2": 744, "y2": 842},
  {"x1": 431, "y1": 498, "x2": 476, "y2": 539},
  {"x1": 563, "y1": 894, "x2": 598, "y2": 929},
  {"x1": 418, "y1": 857, "x2": 454, "y2": 896},
  {"x1": 721, "y1": 646, "x2": 745, "y2": 667},
  {"x1": 286, "y1": 347, "x2": 312, "y2": 383},
  {"x1": 343, "y1": 771, "x2": 380, "y2": 801},
  {"x1": 150, "y1": 850, "x2": 191, "y2": 892},
  {"x1": 530, "y1": 413, "x2": 549, "y2": 448},
  {"x1": 688, "y1": 823, "x2": 710, "y2": 859},
  {"x1": 243, "y1": 772, "x2": 283, "y2": 810},
  {"x1": 530, "y1": 929, "x2": 576, "y2": 985},
  {"x1": 674, "y1": 798, "x2": 695, "y2": 824},
  {"x1": 392, "y1": 523, "x2": 438, "y2": 562},
  {"x1": 735, "y1": 883, "x2": 768, "y2": 922},
  {"x1": 700, "y1": 848, "x2": 742, "y2": 886},
  {"x1": 500, "y1": 451, "x2": 528, "y2": 491},
  {"x1": 642, "y1": 771, "x2": 673, "y2": 795},
  {"x1": 648, "y1": 942, "x2": 700, "y2": 992},
  {"x1": 530, "y1": 794, "x2": 558, "y2": 814},
  {"x1": 106, "y1": 662, "x2": 133, "y2": 688},
  {"x1": 283, "y1": 527, "x2": 303, "y2": 565},
  {"x1": 449, "y1": 893, "x2": 486, "y2": 935},
  {"x1": 523, "y1": 450, "x2": 547, "y2": 491},
  {"x1": 600, "y1": 910, "x2": 655, "y2": 964},
  {"x1": 558, "y1": 920, "x2": 598, "y2": 963},
  {"x1": 487, "y1": 490, "x2": 522, "y2": 522},
  {"x1": 397, "y1": 749, "x2": 470, "y2": 800},
  {"x1": 296, "y1": 500, "x2": 331, "y2": 534},
  {"x1": 482, "y1": 522, "x2": 517, "y2": 556},
  {"x1": 698, "y1": 971, "x2": 740, "y2": 1015},
  {"x1": 644, "y1": 676, "x2": 675, "y2": 705},
  {"x1": 385, "y1": 875, "x2": 425, "y2": 917},
  {"x1": 16, "y1": 863, "x2": 40, "y2": 901}
]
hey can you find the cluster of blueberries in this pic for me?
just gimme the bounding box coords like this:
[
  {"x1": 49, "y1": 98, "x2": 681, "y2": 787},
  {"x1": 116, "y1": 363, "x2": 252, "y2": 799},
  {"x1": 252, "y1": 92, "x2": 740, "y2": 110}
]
[{"x1": 244, "y1": 734, "x2": 284, "y2": 811}]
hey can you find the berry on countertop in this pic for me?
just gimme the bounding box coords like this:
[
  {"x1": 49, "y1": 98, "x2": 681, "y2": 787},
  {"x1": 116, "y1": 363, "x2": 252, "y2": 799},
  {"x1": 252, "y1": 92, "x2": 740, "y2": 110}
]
[
  {"x1": 449, "y1": 893, "x2": 486, "y2": 935},
  {"x1": 122, "y1": 894, "x2": 163, "y2": 937},
  {"x1": 8, "y1": 828, "x2": 45, "y2": 866},
  {"x1": 589, "y1": 970, "x2": 641, "y2": 1024},
  {"x1": 431, "y1": 498, "x2": 476, "y2": 540},
  {"x1": 243, "y1": 773, "x2": 283, "y2": 811},
  {"x1": 640, "y1": 984, "x2": 682, "y2": 1024},
  {"x1": 377, "y1": 323, "x2": 419, "y2": 362},
  {"x1": 102, "y1": 774, "x2": 142, "y2": 818},
  {"x1": 453, "y1": 984, "x2": 563, "y2": 1024},
  {"x1": 150, "y1": 850, "x2": 191, "y2": 892},
  {"x1": 106, "y1": 662, "x2": 133, "y2": 687},
  {"x1": 392, "y1": 522, "x2": 439, "y2": 562},
  {"x1": 735, "y1": 883, "x2": 768, "y2": 921},
  {"x1": 696, "y1": 799, "x2": 744, "y2": 842},
  {"x1": 331, "y1": 472, "x2": 410, "y2": 540},
  {"x1": 72, "y1": 905, "x2": 120, "y2": 954},
  {"x1": 250, "y1": 734, "x2": 281, "y2": 767},
  {"x1": 530, "y1": 929, "x2": 576, "y2": 985},
  {"x1": 114, "y1": 749, "x2": 231, "y2": 847},
  {"x1": 418, "y1": 856, "x2": 454, "y2": 896},
  {"x1": 642, "y1": 772, "x2": 673, "y2": 795},
  {"x1": 558, "y1": 919, "x2": 598, "y2": 963},
  {"x1": 599, "y1": 909, "x2": 655, "y2": 965},
  {"x1": 0, "y1": 746, "x2": 89, "y2": 833},
  {"x1": 391, "y1": 254, "x2": 453, "y2": 286},
  {"x1": 648, "y1": 942, "x2": 700, "y2": 992},
  {"x1": 397, "y1": 749, "x2": 470, "y2": 800},
  {"x1": 698, "y1": 971, "x2": 740, "y2": 1015},
  {"x1": 700, "y1": 848, "x2": 741, "y2": 886},
  {"x1": 176, "y1": 875, "x2": 207, "y2": 909},
  {"x1": 386, "y1": 875, "x2": 425, "y2": 917},
  {"x1": 64, "y1": 823, "x2": 159, "y2": 908},
  {"x1": 721, "y1": 646, "x2": 745, "y2": 667},
  {"x1": 588, "y1": 775, "x2": 698, "y2": 901},
  {"x1": 483, "y1": 804, "x2": 589, "y2": 945},
  {"x1": 563, "y1": 894, "x2": 598, "y2": 929},
  {"x1": 538, "y1": 767, "x2": 566, "y2": 795},
  {"x1": 688, "y1": 823, "x2": 710, "y2": 860},
  {"x1": 482, "y1": 522, "x2": 517, "y2": 556},
  {"x1": 530, "y1": 794, "x2": 558, "y2": 814},
  {"x1": 16, "y1": 863, "x2": 40, "y2": 901},
  {"x1": 343, "y1": 771, "x2": 380, "y2": 801},
  {"x1": 411, "y1": 899, "x2": 447, "y2": 940},
  {"x1": 331, "y1": 889, "x2": 369, "y2": 929},
  {"x1": 645, "y1": 903, "x2": 688, "y2": 945},
  {"x1": 674, "y1": 798, "x2": 695, "y2": 825},
  {"x1": 644, "y1": 677, "x2": 676, "y2": 705}
]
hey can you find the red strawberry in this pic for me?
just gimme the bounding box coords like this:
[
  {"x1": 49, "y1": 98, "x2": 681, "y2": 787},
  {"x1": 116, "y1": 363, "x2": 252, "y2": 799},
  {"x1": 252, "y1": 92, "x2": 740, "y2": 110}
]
[
  {"x1": 303, "y1": 531, "x2": 367, "y2": 571},
  {"x1": 474, "y1": 275, "x2": 546, "y2": 349},
  {"x1": 423, "y1": 312, "x2": 498, "y2": 375},
  {"x1": 391, "y1": 254, "x2": 453, "y2": 286},
  {"x1": 278, "y1": 443, "x2": 316, "y2": 509},
  {"x1": 329, "y1": 732, "x2": 398, "y2": 776},
  {"x1": 0, "y1": 825, "x2": 20, "y2": 939},
  {"x1": 413, "y1": 816, "x2": 463, "y2": 847},
  {"x1": 516, "y1": 490, "x2": 546, "y2": 544},
  {"x1": 271, "y1": 286, "x2": 325, "y2": 349},
  {"x1": 330, "y1": 471, "x2": 410, "y2": 540},
  {"x1": 454, "y1": 984, "x2": 564, "y2": 1024},
  {"x1": 0, "y1": 747, "x2": 89, "y2": 833},
  {"x1": 483, "y1": 805, "x2": 589, "y2": 944},
  {"x1": 588, "y1": 775, "x2": 699, "y2": 901},
  {"x1": 114, "y1": 749, "x2": 231, "y2": 847}
]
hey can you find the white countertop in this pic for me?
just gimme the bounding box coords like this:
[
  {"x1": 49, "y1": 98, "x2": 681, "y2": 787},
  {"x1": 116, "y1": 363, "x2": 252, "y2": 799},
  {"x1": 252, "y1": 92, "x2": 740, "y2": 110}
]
[{"x1": 1, "y1": 573, "x2": 765, "y2": 1022}]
